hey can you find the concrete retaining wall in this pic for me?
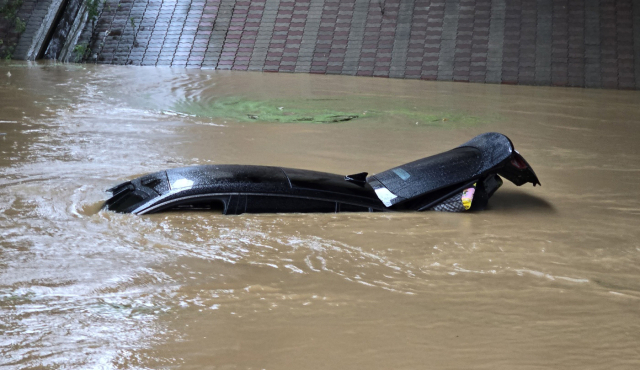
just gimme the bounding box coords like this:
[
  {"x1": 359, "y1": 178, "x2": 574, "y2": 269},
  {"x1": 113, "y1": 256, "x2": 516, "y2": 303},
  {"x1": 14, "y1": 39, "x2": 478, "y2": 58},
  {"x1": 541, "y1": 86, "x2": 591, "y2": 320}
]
[{"x1": 10, "y1": 0, "x2": 640, "y2": 89}]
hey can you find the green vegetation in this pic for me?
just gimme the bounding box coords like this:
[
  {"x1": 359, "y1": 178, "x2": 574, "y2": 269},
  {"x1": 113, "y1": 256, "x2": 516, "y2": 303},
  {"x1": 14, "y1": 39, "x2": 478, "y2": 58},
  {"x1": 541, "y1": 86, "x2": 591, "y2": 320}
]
[
  {"x1": 171, "y1": 97, "x2": 490, "y2": 127},
  {"x1": 86, "y1": 0, "x2": 101, "y2": 22},
  {"x1": 0, "y1": 0, "x2": 22, "y2": 21},
  {"x1": 73, "y1": 42, "x2": 90, "y2": 62},
  {"x1": 13, "y1": 14, "x2": 23, "y2": 32},
  {"x1": 0, "y1": 290, "x2": 35, "y2": 304},
  {"x1": 130, "y1": 16, "x2": 137, "y2": 45},
  {"x1": 77, "y1": 0, "x2": 104, "y2": 63},
  {"x1": 0, "y1": 0, "x2": 25, "y2": 60},
  {"x1": 173, "y1": 98, "x2": 362, "y2": 124}
]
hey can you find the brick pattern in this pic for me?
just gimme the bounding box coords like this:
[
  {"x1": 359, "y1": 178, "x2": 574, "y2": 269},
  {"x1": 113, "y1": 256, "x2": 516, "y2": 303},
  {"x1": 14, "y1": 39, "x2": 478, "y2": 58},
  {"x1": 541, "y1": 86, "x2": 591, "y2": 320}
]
[
  {"x1": 11, "y1": 0, "x2": 56, "y2": 59},
  {"x1": 66, "y1": 0, "x2": 640, "y2": 89},
  {"x1": 0, "y1": 2, "x2": 20, "y2": 58},
  {"x1": 0, "y1": 0, "x2": 35, "y2": 58}
]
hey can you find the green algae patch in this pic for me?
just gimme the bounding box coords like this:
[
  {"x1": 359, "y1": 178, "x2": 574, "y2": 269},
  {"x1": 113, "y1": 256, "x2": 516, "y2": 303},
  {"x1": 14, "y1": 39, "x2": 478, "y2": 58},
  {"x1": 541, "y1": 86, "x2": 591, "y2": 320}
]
[
  {"x1": 384, "y1": 110, "x2": 487, "y2": 128},
  {"x1": 171, "y1": 97, "x2": 492, "y2": 127},
  {"x1": 173, "y1": 98, "x2": 362, "y2": 124}
]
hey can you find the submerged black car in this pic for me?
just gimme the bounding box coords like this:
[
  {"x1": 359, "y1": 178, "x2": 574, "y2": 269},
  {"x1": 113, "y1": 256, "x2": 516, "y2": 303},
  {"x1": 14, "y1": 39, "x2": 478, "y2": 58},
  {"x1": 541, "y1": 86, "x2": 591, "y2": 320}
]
[{"x1": 103, "y1": 132, "x2": 540, "y2": 215}]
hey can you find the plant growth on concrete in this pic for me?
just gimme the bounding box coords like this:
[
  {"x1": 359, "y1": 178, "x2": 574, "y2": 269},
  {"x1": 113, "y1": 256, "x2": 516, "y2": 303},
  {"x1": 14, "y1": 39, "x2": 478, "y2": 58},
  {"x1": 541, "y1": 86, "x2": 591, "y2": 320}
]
[
  {"x1": 73, "y1": 42, "x2": 90, "y2": 62},
  {"x1": 86, "y1": 0, "x2": 100, "y2": 21},
  {"x1": 0, "y1": 0, "x2": 25, "y2": 60},
  {"x1": 72, "y1": 0, "x2": 103, "y2": 62}
]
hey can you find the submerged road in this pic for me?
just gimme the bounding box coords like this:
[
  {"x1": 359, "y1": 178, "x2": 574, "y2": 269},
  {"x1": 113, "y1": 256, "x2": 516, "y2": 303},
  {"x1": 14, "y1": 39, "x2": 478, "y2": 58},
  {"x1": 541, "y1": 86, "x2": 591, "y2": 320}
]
[{"x1": 1, "y1": 63, "x2": 640, "y2": 368}]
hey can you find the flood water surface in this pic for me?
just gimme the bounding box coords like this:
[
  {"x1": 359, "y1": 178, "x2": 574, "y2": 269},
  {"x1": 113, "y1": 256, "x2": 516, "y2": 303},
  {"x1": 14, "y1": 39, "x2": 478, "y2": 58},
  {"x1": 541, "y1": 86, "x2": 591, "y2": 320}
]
[{"x1": 1, "y1": 62, "x2": 640, "y2": 369}]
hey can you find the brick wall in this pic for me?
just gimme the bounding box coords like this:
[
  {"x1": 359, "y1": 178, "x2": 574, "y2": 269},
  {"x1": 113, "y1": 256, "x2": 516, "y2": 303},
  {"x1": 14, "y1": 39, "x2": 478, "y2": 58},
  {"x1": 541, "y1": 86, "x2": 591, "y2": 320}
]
[
  {"x1": 0, "y1": 0, "x2": 46, "y2": 59},
  {"x1": 18, "y1": 0, "x2": 640, "y2": 89}
]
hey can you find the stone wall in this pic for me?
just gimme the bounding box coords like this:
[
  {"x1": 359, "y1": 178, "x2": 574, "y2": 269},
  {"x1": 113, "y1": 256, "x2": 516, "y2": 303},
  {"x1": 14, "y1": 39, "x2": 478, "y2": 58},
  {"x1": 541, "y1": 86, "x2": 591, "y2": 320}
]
[
  {"x1": 0, "y1": 0, "x2": 34, "y2": 59},
  {"x1": 8, "y1": 0, "x2": 68, "y2": 60},
  {"x1": 12, "y1": 0, "x2": 640, "y2": 89}
]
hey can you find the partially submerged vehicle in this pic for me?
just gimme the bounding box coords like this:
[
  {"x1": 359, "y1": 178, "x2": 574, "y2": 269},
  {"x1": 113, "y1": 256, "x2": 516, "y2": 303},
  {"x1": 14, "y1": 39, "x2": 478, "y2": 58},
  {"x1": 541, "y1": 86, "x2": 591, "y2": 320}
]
[{"x1": 103, "y1": 132, "x2": 540, "y2": 215}]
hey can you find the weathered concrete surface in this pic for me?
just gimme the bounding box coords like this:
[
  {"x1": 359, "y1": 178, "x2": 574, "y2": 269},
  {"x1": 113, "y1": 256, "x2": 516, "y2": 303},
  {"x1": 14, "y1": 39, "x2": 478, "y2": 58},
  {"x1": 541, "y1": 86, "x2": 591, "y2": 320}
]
[
  {"x1": 7, "y1": 0, "x2": 640, "y2": 89},
  {"x1": 12, "y1": 0, "x2": 66, "y2": 60},
  {"x1": 0, "y1": 0, "x2": 50, "y2": 59},
  {"x1": 1, "y1": 0, "x2": 89, "y2": 60}
]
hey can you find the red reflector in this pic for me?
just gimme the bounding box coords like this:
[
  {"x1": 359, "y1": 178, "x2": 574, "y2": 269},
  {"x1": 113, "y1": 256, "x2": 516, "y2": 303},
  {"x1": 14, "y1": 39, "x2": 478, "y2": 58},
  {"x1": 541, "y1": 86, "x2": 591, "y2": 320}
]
[{"x1": 510, "y1": 155, "x2": 528, "y2": 169}]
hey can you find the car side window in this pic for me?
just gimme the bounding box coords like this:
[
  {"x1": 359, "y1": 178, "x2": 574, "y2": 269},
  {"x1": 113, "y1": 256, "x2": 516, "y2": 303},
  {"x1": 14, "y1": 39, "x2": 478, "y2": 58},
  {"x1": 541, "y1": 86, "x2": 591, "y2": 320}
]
[{"x1": 245, "y1": 195, "x2": 336, "y2": 214}]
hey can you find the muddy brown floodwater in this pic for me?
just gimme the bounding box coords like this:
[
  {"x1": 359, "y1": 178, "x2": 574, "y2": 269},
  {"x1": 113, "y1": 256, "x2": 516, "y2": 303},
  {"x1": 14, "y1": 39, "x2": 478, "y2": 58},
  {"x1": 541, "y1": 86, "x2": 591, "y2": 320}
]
[{"x1": 1, "y1": 61, "x2": 640, "y2": 369}]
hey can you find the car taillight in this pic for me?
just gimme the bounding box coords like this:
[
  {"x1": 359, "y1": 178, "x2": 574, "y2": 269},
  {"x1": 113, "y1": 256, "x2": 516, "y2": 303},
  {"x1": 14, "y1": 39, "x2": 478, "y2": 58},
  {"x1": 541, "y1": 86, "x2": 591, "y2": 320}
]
[{"x1": 510, "y1": 154, "x2": 528, "y2": 169}]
